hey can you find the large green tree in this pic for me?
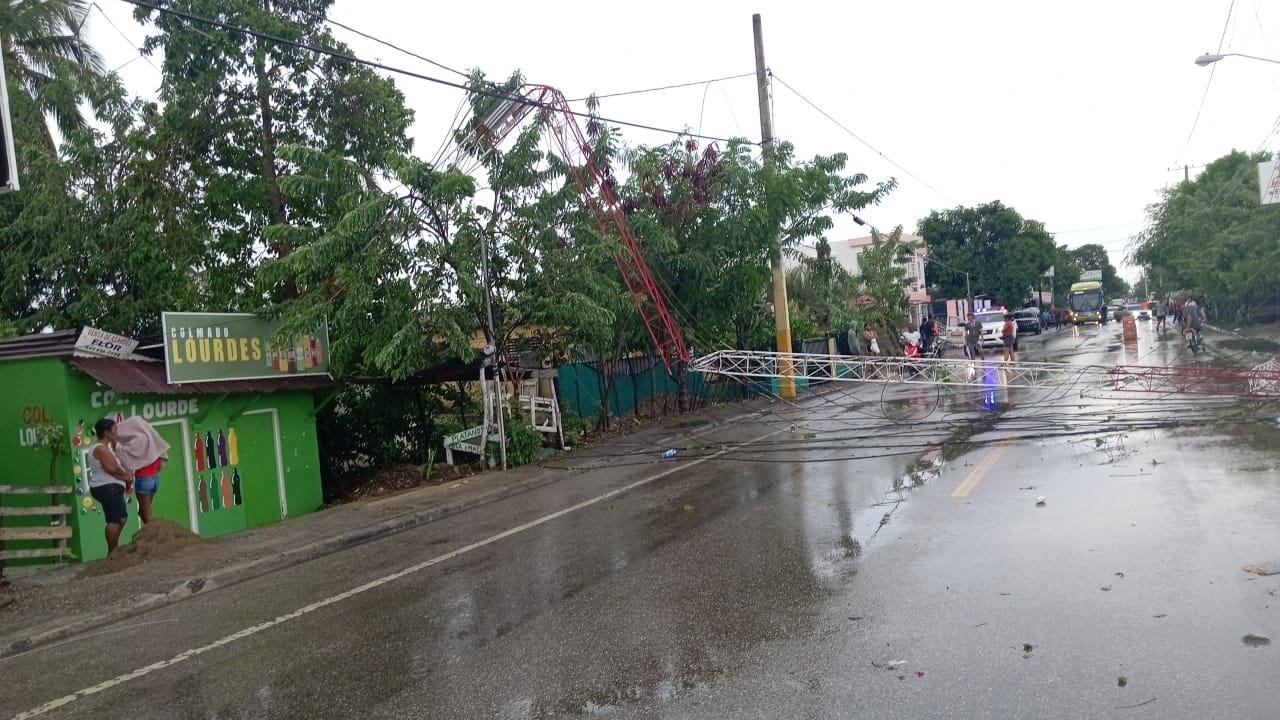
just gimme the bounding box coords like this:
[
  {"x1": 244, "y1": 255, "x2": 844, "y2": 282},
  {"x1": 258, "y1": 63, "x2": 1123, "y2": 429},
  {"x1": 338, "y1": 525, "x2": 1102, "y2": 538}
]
[
  {"x1": 1130, "y1": 149, "x2": 1280, "y2": 320},
  {"x1": 1066, "y1": 243, "x2": 1127, "y2": 300},
  {"x1": 133, "y1": 0, "x2": 414, "y2": 307},
  {"x1": 917, "y1": 201, "x2": 1056, "y2": 307}
]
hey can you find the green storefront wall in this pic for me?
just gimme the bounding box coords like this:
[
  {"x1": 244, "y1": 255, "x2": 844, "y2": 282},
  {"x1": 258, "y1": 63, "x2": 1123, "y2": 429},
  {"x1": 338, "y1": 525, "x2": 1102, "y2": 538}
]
[{"x1": 1, "y1": 356, "x2": 324, "y2": 564}]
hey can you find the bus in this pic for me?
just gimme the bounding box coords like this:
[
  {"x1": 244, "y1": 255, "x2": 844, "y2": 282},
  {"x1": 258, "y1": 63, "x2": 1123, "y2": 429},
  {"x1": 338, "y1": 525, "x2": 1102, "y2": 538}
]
[{"x1": 1067, "y1": 281, "x2": 1105, "y2": 324}]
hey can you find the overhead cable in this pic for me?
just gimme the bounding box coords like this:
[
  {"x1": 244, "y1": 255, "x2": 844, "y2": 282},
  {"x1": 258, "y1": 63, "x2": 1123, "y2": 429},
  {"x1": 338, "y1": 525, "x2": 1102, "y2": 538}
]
[{"x1": 119, "y1": 0, "x2": 746, "y2": 145}]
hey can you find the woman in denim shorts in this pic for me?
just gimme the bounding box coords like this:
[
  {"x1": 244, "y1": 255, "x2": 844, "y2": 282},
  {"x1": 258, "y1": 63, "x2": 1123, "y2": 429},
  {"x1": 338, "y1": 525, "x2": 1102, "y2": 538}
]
[{"x1": 88, "y1": 418, "x2": 134, "y2": 554}]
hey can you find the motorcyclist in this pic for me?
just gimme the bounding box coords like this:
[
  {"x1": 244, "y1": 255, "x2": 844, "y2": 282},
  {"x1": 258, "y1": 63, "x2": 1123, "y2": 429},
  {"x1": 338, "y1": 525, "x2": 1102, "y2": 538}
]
[
  {"x1": 1182, "y1": 298, "x2": 1203, "y2": 344},
  {"x1": 919, "y1": 316, "x2": 935, "y2": 354}
]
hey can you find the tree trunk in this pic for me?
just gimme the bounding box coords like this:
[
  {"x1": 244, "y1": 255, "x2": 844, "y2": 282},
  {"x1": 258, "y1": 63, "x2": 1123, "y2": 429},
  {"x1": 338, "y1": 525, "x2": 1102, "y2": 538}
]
[{"x1": 253, "y1": 25, "x2": 295, "y2": 298}]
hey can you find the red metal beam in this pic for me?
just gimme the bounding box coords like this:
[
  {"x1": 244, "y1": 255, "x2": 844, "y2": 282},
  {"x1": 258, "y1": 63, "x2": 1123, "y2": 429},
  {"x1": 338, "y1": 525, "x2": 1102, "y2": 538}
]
[{"x1": 471, "y1": 85, "x2": 690, "y2": 372}]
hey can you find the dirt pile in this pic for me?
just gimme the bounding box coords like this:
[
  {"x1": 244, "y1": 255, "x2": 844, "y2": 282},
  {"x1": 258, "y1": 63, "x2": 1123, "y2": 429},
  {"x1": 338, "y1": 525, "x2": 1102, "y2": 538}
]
[{"x1": 81, "y1": 518, "x2": 205, "y2": 577}]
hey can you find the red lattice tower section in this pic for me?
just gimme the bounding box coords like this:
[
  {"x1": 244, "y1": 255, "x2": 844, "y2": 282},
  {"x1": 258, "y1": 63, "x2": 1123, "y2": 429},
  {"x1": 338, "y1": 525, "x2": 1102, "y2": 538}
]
[
  {"x1": 1109, "y1": 362, "x2": 1280, "y2": 396},
  {"x1": 470, "y1": 84, "x2": 690, "y2": 372}
]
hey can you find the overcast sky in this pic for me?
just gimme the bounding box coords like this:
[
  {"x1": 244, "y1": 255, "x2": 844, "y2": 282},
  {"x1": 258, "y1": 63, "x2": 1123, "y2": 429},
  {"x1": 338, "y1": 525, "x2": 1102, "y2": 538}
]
[{"x1": 93, "y1": 0, "x2": 1279, "y2": 283}]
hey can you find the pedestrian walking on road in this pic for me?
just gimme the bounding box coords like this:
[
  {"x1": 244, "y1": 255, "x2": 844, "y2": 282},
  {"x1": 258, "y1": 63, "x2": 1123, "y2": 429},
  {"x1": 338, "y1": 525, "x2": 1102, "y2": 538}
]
[
  {"x1": 1001, "y1": 313, "x2": 1017, "y2": 362},
  {"x1": 964, "y1": 312, "x2": 983, "y2": 360},
  {"x1": 1155, "y1": 298, "x2": 1168, "y2": 332}
]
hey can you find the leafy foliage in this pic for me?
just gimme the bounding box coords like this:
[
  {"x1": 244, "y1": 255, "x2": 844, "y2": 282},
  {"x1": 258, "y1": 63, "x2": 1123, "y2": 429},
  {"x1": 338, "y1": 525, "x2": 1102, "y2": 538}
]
[
  {"x1": 853, "y1": 226, "x2": 916, "y2": 341},
  {"x1": 917, "y1": 201, "x2": 1058, "y2": 307},
  {"x1": 1130, "y1": 149, "x2": 1280, "y2": 320}
]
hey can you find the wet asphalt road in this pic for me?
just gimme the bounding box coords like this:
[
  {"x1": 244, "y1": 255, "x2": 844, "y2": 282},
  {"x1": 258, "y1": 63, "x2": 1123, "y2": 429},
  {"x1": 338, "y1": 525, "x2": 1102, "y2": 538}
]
[{"x1": 3, "y1": 320, "x2": 1278, "y2": 719}]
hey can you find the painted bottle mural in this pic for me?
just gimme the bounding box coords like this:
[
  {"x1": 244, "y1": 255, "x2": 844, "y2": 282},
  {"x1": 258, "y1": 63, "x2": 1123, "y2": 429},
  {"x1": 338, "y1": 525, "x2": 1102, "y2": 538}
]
[
  {"x1": 231, "y1": 469, "x2": 242, "y2": 506},
  {"x1": 216, "y1": 430, "x2": 228, "y2": 467},
  {"x1": 265, "y1": 336, "x2": 322, "y2": 373},
  {"x1": 209, "y1": 476, "x2": 221, "y2": 511},
  {"x1": 219, "y1": 470, "x2": 232, "y2": 509},
  {"x1": 204, "y1": 432, "x2": 216, "y2": 469},
  {"x1": 228, "y1": 427, "x2": 239, "y2": 465},
  {"x1": 194, "y1": 434, "x2": 205, "y2": 471},
  {"x1": 72, "y1": 419, "x2": 85, "y2": 447},
  {"x1": 198, "y1": 476, "x2": 210, "y2": 513}
]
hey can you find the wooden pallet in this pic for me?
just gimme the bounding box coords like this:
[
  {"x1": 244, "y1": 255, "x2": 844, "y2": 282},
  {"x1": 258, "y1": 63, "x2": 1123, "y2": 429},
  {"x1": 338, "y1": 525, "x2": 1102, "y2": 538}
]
[{"x1": 0, "y1": 485, "x2": 74, "y2": 566}]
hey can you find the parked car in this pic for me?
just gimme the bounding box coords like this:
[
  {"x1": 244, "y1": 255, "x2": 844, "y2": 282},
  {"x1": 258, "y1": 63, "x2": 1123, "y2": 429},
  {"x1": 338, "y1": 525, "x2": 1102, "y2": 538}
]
[
  {"x1": 1126, "y1": 303, "x2": 1152, "y2": 321},
  {"x1": 1014, "y1": 308, "x2": 1042, "y2": 335},
  {"x1": 976, "y1": 309, "x2": 1011, "y2": 348}
]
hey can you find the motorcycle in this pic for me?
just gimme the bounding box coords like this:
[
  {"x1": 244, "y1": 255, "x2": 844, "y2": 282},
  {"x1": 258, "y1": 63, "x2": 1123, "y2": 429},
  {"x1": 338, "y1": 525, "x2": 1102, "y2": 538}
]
[
  {"x1": 922, "y1": 335, "x2": 948, "y2": 359},
  {"x1": 1186, "y1": 327, "x2": 1204, "y2": 354}
]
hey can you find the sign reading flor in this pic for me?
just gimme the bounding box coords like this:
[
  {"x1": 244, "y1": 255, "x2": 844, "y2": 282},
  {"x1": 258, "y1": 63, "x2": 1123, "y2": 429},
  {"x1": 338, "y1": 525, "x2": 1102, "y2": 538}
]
[{"x1": 162, "y1": 312, "x2": 331, "y2": 384}]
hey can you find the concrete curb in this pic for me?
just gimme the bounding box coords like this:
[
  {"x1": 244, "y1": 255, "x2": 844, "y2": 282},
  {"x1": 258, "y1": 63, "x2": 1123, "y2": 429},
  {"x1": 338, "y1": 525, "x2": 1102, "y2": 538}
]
[{"x1": 1, "y1": 472, "x2": 561, "y2": 659}]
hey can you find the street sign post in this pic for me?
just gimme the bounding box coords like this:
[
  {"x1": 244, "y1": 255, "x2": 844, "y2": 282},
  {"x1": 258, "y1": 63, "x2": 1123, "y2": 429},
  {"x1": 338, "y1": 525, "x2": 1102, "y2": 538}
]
[{"x1": 444, "y1": 425, "x2": 487, "y2": 462}]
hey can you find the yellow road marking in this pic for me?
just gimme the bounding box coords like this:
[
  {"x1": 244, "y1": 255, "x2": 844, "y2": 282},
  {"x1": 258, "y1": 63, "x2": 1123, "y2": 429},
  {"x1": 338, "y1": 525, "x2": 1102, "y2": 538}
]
[{"x1": 951, "y1": 438, "x2": 1013, "y2": 497}]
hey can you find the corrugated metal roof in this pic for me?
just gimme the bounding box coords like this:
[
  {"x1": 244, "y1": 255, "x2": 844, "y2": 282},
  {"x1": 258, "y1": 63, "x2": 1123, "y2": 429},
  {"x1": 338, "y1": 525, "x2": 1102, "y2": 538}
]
[
  {"x1": 0, "y1": 329, "x2": 79, "y2": 360},
  {"x1": 68, "y1": 357, "x2": 332, "y2": 396}
]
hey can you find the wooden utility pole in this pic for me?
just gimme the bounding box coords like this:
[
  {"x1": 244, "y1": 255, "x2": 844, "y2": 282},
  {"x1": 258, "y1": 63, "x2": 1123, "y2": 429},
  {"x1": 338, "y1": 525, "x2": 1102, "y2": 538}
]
[{"x1": 753, "y1": 13, "x2": 795, "y2": 398}]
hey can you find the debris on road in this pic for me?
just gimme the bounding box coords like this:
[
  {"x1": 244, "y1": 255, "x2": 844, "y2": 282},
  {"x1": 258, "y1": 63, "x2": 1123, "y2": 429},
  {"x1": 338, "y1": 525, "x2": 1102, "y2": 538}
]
[
  {"x1": 1115, "y1": 571, "x2": 1125, "y2": 578},
  {"x1": 1116, "y1": 698, "x2": 1156, "y2": 710},
  {"x1": 1243, "y1": 564, "x2": 1277, "y2": 577},
  {"x1": 1241, "y1": 634, "x2": 1271, "y2": 648},
  {"x1": 682, "y1": 504, "x2": 695, "y2": 512},
  {"x1": 1101, "y1": 585, "x2": 1113, "y2": 591},
  {"x1": 1035, "y1": 496, "x2": 1047, "y2": 507},
  {"x1": 1118, "y1": 676, "x2": 1128, "y2": 687},
  {"x1": 1022, "y1": 642, "x2": 1034, "y2": 658},
  {"x1": 81, "y1": 519, "x2": 204, "y2": 577}
]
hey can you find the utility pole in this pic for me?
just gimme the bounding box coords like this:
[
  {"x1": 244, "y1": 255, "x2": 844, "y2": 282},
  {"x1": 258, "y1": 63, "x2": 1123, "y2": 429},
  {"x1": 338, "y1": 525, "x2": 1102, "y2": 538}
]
[{"x1": 753, "y1": 13, "x2": 795, "y2": 398}]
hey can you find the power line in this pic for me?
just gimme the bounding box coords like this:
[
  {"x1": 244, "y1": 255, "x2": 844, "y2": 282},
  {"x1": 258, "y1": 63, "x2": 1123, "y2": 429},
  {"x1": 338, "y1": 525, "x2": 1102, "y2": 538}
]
[
  {"x1": 118, "y1": 0, "x2": 746, "y2": 146},
  {"x1": 1177, "y1": 0, "x2": 1237, "y2": 163},
  {"x1": 92, "y1": 2, "x2": 159, "y2": 72},
  {"x1": 770, "y1": 73, "x2": 957, "y2": 205},
  {"x1": 270, "y1": 0, "x2": 469, "y2": 79},
  {"x1": 568, "y1": 72, "x2": 755, "y2": 102}
]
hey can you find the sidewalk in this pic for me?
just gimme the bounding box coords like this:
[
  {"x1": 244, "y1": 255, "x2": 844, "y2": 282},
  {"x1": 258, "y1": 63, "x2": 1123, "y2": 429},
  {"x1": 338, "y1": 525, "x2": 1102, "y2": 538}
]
[{"x1": 0, "y1": 399, "x2": 778, "y2": 659}]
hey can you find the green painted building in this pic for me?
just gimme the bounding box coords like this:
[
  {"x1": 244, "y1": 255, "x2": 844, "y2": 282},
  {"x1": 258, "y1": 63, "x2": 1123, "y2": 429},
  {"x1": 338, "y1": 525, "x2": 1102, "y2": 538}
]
[{"x1": 0, "y1": 328, "x2": 330, "y2": 565}]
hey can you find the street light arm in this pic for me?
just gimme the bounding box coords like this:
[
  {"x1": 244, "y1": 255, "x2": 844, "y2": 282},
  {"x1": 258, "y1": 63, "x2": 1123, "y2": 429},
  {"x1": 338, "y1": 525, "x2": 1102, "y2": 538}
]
[{"x1": 1196, "y1": 52, "x2": 1280, "y2": 66}]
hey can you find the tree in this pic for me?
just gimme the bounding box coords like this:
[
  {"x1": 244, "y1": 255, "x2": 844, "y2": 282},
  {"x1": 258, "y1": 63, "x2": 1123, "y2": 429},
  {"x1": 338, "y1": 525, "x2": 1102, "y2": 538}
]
[
  {"x1": 917, "y1": 200, "x2": 1056, "y2": 307},
  {"x1": 133, "y1": 0, "x2": 414, "y2": 307},
  {"x1": 786, "y1": 237, "x2": 858, "y2": 334},
  {"x1": 1066, "y1": 243, "x2": 1126, "y2": 300},
  {"x1": 854, "y1": 226, "x2": 915, "y2": 346},
  {"x1": 0, "y1": 85, "x2": 208, "y2": 335},
  {"x1": 1130, "y1": 149, "x2": 1280, "y2": 321},
  {"x1": 0, "y1": 0, "x2": 106, "y2": 147}
]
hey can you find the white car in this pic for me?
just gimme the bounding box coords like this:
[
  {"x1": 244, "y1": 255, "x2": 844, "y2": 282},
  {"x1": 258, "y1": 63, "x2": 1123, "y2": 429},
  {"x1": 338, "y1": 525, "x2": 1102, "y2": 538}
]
[
  {"x1": 975, "y1": 309, "x2": 1012, "y2": 348},
  {"x1": 1126, "y1": 304, "x2": 1152, "y2": 321}
]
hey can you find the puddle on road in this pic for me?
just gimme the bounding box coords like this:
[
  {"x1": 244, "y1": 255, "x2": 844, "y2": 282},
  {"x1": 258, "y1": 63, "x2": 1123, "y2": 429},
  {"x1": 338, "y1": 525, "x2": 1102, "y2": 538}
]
[{"x1": 1219, "y1": 338, "x2": 1280, "y2": 353}]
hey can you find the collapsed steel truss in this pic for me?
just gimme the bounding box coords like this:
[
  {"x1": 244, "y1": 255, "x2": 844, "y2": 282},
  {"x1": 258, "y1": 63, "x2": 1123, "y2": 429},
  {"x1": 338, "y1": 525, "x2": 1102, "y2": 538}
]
[{"x1": 690, "y1": 350, "x2": 1280, "y2": 397}]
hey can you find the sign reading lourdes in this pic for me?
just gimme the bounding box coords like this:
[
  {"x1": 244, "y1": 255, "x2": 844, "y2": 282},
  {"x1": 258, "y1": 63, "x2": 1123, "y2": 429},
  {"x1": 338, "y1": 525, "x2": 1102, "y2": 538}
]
[{"x1": 162, "y1": 312, "x2": 331, "y2": 384}]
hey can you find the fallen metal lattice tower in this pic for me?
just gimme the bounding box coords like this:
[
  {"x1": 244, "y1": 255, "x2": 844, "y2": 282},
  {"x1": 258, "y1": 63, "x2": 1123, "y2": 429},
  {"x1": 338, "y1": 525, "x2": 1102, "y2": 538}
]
[{"x1": 690, "y1": 350, "x2": 1280, "y2": 397}]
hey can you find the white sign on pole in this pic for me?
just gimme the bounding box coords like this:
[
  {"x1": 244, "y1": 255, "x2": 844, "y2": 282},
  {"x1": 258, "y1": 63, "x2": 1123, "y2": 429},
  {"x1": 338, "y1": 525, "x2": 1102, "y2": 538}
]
[
  {"x1": 1259, "y1": 159, "x2": 1280, "y2": 205},
  {"x1": 1042, "y1": 265, "x2": 1055, "y2": 278},
  {"x1": 74, "y1": 327, "x2": 139, "y2": 359}
]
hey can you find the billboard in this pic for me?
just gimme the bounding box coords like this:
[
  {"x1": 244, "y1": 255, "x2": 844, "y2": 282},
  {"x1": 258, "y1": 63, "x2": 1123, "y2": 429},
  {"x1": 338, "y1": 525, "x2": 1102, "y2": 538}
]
[
  {"x1": 162, "y1": 312, "x2": 330, "y2": 384},
  {"x1": 1258, "y1": 159, "x2": 1280, "y2": 205},
  {"x1": 1080, "y1": 269, "x2": 1103, "y2": 282}
]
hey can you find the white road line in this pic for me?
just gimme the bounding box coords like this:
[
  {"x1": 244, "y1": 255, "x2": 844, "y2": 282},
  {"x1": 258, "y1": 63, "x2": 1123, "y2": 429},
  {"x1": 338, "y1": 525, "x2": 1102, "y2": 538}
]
[{"x1": 8, "y1": 427, "x2": 786, "y2": 720}]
